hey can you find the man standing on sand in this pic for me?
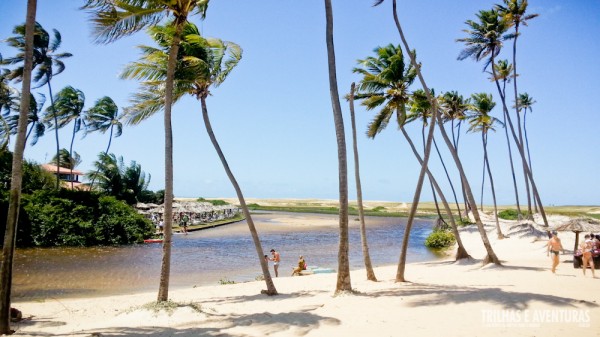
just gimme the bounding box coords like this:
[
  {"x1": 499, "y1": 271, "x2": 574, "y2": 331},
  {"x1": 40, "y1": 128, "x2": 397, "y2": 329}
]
[
  {"x1": 269, "y1": 249, "x2": 281, "y2": 277},
  {"x1": 547, "y1": 231, "x2": 564, "y2": 273}
]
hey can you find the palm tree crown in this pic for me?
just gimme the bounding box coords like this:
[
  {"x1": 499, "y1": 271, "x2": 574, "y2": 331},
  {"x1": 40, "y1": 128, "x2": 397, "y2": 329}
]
[
  {"x1": 353, "y1": 44, "x2": 416, "y2": 138},
  {"x1": 457, "y1": 9, "x2": 510, "y2": 70}
]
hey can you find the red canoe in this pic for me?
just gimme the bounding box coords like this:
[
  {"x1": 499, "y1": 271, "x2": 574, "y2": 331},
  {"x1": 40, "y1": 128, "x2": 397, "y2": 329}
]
[{"x1": 144, "y1": 239, "x2": 163, "y2": 243}]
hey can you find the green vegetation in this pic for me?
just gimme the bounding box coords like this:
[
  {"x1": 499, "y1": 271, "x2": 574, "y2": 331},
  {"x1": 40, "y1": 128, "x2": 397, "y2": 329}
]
[
  {"x1": 372, "y1": 206, "x2": 386, "y2": 212},
  {"x1": 135, "y1": 300, "x2": 203, "y2": 316},
  {"x1": 0, "y1": 189, "x2": 153, "y2": 247},
  {"x1": 197, "y1": 197, "x2": 229, "y2": 206},
  {"x1": 218, "y1": 277, "x2": 236, "y2": 285},
  {"x1": 425, "y1": 230, "x2": 456, "y2": 249},
  {"x1": 457, "y1": 218, "x2": 475, "y2": 227}
]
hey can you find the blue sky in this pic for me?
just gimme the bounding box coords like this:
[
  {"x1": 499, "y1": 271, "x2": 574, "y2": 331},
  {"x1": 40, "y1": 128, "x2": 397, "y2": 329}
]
[{"x1": 1, "y1": 0, "x2": 598, "y2": 206}]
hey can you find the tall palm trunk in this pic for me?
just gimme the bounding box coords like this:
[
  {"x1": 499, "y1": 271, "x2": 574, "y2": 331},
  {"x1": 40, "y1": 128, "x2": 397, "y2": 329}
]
[
  {"x1": 69, "y1": 123, "x2": 76, "y2": 189},
  {"x1": 89, "y1": 125, "x2": 113, "y2": 190},
  {"x1": 483, "y1": 133, "x2": 504, "y2": 239},
  {"x1": 454, "y1": 121, "x2": 470, "y2": 216},
  {"x1": 349, "y1": 83, "x2": 377, "y2": 281},
  {"x1": 401, "y1": 128, "x2": 470, "y2": 260},
  {"x1": 157, "y1": 18, "x2": 185, "y2": 303},
  {"x1": 490, "y1": 57, "x2": 548, "y2": 227},
  {"x1": 433, "y1": 137, "x2": 462, "y2": 221},
  {"x1": 480, "y1": 159, "x2": 485, "y2": 212},
  {"x1": 500, "y1": 80, "x2": 522, "y2": 217},
  {"x1": 389, "y1": 1, "x2": 459, "y2": 280},
  {"x1": 0, "y1": 0, "x2": 36, "y2": 333},
  {"x1": 421, "y1": 127, "x2": 443, "y2": 222},
  {"x1": 523, "y1": 109, "x2": 536, "y2": 212},
  {"x1": 201, "y1": 97, "x2": 277, "y2": 295},
  {"x1": 509, "y1": 23, "x2": 533, "y2": 216},
  {"x1": 46, "y1": 80, "x2": 60, "y2": 188},
  {"x1": 324, "y1": 0, "x2": 351, "y2": 293},
  {"x1": 390, "y1": 0, "x2": 500, "y2": 264}
]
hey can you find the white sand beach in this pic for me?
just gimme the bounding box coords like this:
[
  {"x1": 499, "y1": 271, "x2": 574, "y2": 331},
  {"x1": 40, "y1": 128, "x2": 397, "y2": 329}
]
[{"x1": 10, "y1": 212, "x2": 600, "y2": 336}]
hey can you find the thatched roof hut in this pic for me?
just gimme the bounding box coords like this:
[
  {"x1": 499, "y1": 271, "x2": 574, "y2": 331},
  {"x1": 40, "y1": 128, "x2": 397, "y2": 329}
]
[{"x1": 553, "y1": 217, "x2": 600, "y2": 252}]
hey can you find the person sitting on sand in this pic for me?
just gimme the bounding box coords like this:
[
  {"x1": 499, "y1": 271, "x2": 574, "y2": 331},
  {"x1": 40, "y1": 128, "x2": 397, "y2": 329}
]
[
  {"x1": 580, "y1": 234, "x2": 596, "y2": 278},
  {"x1": 546, "y1": 231, "x2": 564, "y2": 273},
  {"x1": 292, "y1": 255, "x2": 307, "y2": 276}
]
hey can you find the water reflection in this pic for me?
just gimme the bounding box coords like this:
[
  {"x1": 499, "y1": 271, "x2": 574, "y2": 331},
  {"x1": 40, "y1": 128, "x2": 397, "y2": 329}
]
[{"x1": 13, "y1": 212, "x2": 438, "y2": 300}]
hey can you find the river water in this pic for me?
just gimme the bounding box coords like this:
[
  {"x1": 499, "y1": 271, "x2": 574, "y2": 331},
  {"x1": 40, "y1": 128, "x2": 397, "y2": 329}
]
[{"x1": 12, "y1": 212, "x2": 441, "y2": 300}]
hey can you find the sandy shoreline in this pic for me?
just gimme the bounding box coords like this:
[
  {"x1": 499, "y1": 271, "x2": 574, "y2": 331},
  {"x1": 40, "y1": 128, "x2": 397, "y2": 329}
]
[{"x1": 10, "y1": 212, "x2": 600, "y2": 336}]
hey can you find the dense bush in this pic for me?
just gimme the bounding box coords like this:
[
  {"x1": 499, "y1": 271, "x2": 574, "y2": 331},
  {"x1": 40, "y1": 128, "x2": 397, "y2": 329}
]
[
  {"x1": 14, "y1": 189, "x2": 153, "y2": 247},
  {"x1": 425, "y1": 230, "x2": 456, "y2": 249},
  {"x1": 497, "y1": 209, "x2": 531, "y2": 220}
]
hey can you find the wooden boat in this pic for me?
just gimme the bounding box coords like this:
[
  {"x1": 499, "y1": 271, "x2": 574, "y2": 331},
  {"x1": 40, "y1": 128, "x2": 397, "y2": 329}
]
[{"x1": 144, "y1": 238, "x2": 163, "y2": 243}]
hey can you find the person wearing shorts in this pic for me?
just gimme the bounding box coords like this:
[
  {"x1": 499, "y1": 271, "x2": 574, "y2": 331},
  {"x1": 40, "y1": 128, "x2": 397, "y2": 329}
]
[
  {"x1": 546, "y1": 231, "x2": 564, "y2": 273},
  {"x1": 270, "y1": 249, "x2": 281, "y2": 277}
]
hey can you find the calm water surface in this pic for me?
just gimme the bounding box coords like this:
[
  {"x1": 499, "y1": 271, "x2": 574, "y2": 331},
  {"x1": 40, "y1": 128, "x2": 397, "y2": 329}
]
[{"x1": 13, "y1": 212, "x2": 440, "y2": 300}]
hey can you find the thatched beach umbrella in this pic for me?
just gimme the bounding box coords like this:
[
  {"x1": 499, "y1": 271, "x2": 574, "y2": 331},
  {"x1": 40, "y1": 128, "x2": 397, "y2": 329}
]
[{"x1": 553, "y1": 217, "x2": 600, "y2": 253}]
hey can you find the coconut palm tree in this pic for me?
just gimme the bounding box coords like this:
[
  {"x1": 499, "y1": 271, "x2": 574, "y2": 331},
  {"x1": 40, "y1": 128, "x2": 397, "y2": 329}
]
[
  {"x1": 84, "y1": 96, "x2": 123, "y2": 189},
  {"x1": 353, "y1": 44, "x2": 470, "y2": 262},
  {"x1": 0, "y1": 1, "x2": 36, "y2": 333},
  {"x1": 48, "y1": 86, "x2": 85, "y2": 189},
  {"x1": 3, "y1": 22, "x2": 72, "y2": 188},
  {"x1": 468, "y1": 93, "x2": 504, "y2": 239},
  {"x1": 120, "y1": 22, "x2": 278, "y2": 295},
  {"x1": 82, "y1": 0, "x2": 209, "y2": 302},
  {"x1": 439, "y1": 91, "x2": 470, "y2": 218},
  {"x1": 491, "y1": 59, "x2": 522, "y2": 217},
  {"x1": 323, "y1": 0, "x2": 352, "y2": 293},
  {"x1": 348, "y1": 82, "x2": 377, "y2": 281},
  {"x1": 5, "y1": 93, "x2": 46, "y2": 146},
  {"x1": 516, "y1": 92, "x2": 537, "y2": 210},
  {"x1": 457, "y1": 8, "x2": 548, "y2": 226},
  {"x1": 375, "y1": 0, "x2": 501, "y2": 266},
  {"x1": 497, "y1": 0, "x2": 538, "y2": 213},
  {"x1": 88, "y1": 152, "x2": 150, "y2": 204}
]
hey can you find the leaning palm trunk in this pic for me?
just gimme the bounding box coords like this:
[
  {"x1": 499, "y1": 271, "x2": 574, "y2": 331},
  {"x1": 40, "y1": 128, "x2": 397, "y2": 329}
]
[
  {"x1": 69, "y1": 126, "x2": 76, "y2": 189},
  {"x1": 201, "y1": 97, "x2": 277, "y2": 295},
  {"x1": 483, "y1": 133, "x2": 504, "y2": 239},
  {"x1": 389, "y1": 0, "x2": 499, "y2": 274},
  {"x1": 523, "y1": 110, "x2": 536, "y2": 212},
  {"x1": 491, "y1": 61, "x2": 548, "y2": 227},
  {"x1": 401, "y1": 128, "x2": 470, "y2": 260},
  {"x1": 324, "y1": 0, "x2": 352, "y2": 293},
  {"x1": 421, "y1": 128, "x2": 444, "y2": 222},
  {"x1": 433, "y1": 137, "x2": 462, "y2": 221},
  {"x1": 349, "y1": 83, "x2": 377, "y2": 281},
  {"x1": 0, "y1": 1, "x2": 36, "y2": 333},
  {"x1": 501, "y1": 102, "x2": 522, "y2": 217},
  {"x1": 480, "y1": 159, "x2": 486, "y2": 212},
  {"x1": 157, "y1": 19, "x2": 185, "y2": 303},
  {"x1": 47, "y1": 80, "x2": 60, "y2": 188}
]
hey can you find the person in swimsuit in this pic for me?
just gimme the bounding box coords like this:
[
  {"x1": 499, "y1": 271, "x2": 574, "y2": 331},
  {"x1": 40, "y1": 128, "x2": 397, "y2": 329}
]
[
  {"x1": 546, "y1": 231, "x2": 564, "y2": 273},
  {"x1": 580, "y1": 234, "x2": 596, "y2": 277},
  {"x1": 292, "y1": 255, "x2": 307, "y2": 276},
  {"x1": 269, "y1": 249, "x2": 281, "y2": 277}
]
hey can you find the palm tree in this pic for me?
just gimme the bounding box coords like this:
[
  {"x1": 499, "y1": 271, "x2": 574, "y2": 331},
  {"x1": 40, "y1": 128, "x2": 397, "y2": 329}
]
[
  {"x1": 516, "y1": 92, "x2": 536, "y2": 210},
  {"x1": 375, "y1": 0, "x2": 501, "y2": 266},
  {"x1": 0, "y1": 1, "x2": 37, "y2": 333},
  {"x1": 3, "y1": 22, "x2": 72, "y2": 188},
  {"x1": 87, "y1": 152, "x2": 150, "y2": 204},
  {"x1": 468, "y1": 93, "x2": 504, "y2": 239},
  {"x1": 50, "y1": 148, "x2": 81, "y2": 170},
  {"x1": 457, "y1": 8, "x2": 549, "y2": 226},
  {"x1": 497, "y1": 0, "x2": 538, "y2": 213},
  {"x1": 353, "y1": 44, "x2": 470, "y2": 263},
  {"x1": 121, "y1": 22, "x2": 277, "y2": 295},
  {"x1": 49, "y1": 86, "x2": 85, "y2": 189},
  {"x1": 324, "y1": 0, "x2": 352, "y2": 293},
  {"x1": 84, "y1": 96, "x2": 123, "y2": 189},
  {"x1": 5, "y1": 93, "x2": 46, "y2": 146},
  {"x1": 439, "y1": 91, "x2": 470, "y2": 217},
  {"x1": 492, "y1": 59, "x2": 522, "y2": 217},
  {"x1": 348, "y1": 82, "x2": 377, "y2": 281},
  {"x1": 82, "y1": 0, "x2": 209, "y2": 302}
]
